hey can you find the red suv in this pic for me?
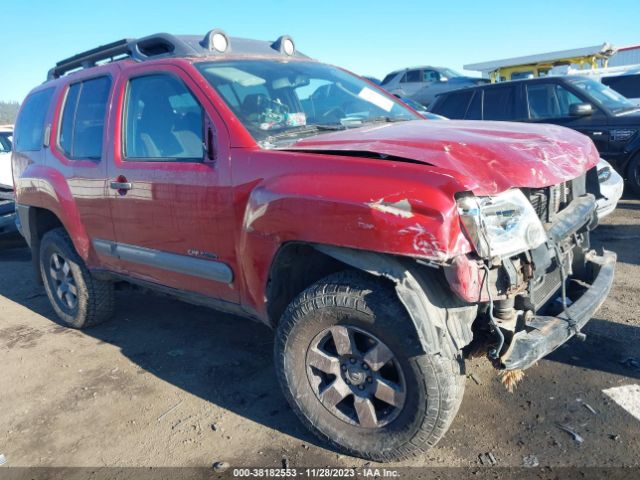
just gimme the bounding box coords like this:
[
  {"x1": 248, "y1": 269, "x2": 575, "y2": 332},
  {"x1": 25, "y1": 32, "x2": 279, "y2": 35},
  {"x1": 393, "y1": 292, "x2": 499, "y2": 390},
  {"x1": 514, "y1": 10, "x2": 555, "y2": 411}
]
[{"x1": 12, "y1": 30, "x2": 616, "y2": 461}]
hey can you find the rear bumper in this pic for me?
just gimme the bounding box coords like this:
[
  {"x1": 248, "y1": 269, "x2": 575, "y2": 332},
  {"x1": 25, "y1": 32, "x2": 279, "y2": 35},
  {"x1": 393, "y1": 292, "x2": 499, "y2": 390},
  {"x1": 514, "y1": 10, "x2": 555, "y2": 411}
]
[{"x1": 501, "y1": 249, "x2": 616, "y2": 370}]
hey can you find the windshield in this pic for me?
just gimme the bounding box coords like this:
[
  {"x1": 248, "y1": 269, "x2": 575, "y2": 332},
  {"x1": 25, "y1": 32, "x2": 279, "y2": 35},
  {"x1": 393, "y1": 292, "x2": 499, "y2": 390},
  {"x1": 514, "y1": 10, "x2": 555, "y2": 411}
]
[
  {"x1": 440, "y1": 68, "x2": 462, "y2": 79},
  {"x1": 566, "y1": 77, "x2": 638, "y2": 113},
  {"x1": 196, "y1": 60, "x2": 417, "y2": 147}
]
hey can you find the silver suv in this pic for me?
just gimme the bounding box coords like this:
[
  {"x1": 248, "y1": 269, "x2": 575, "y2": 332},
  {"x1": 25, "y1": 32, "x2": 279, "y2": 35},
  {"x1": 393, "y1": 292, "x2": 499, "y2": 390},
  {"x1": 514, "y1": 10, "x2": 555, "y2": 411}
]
[{"x1": 381, "y1": 66, "x2": 487, "y2": 107}]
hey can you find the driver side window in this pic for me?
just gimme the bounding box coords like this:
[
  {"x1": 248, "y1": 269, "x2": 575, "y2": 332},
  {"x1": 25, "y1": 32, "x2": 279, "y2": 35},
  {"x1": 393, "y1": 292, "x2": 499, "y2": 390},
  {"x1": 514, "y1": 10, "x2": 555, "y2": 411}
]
[{"x1": 124, "y1": 74, "x2": 204, "y2": 162}]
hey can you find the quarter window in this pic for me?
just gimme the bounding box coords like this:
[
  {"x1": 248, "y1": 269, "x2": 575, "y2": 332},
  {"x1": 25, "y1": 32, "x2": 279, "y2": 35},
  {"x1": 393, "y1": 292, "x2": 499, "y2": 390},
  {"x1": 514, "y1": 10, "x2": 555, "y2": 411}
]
[
  {"x1": 59, "y1": 76, "x2": 111, "y2": 159},
  {"x1": 14, "y1": 88, "x2": 55, "y2": 152},
  {"x1": 124, "y1": 74, "x2": 204, "y2": 161}
]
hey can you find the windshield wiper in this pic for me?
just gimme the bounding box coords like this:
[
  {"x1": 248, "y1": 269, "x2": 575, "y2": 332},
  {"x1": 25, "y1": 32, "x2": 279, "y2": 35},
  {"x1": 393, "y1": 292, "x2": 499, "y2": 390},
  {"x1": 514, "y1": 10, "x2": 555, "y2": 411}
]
[
  {"x1": 358, "y1": 116, "x2": 410, "y2": 125},
  {"x1": 265, "y1": 124, "x2": 345, "y2": 141}
]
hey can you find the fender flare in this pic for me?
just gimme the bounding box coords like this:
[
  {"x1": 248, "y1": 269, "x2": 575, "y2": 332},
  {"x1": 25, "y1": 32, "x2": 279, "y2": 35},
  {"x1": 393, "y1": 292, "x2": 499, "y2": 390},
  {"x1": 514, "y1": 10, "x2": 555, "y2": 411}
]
[{"x1": 314, "y1": 245, "x2": 477, "y2": 357}]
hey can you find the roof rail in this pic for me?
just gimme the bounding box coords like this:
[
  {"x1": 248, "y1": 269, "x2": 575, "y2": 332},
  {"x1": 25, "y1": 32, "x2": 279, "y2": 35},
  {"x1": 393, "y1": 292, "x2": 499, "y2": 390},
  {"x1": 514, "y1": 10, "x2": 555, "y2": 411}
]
[
  {"x1": 48, "y1": 30, "x2": 307, "y2": 81},
  {"x1": 47, "y1": 34, "x2": 201, "y2": 80}
]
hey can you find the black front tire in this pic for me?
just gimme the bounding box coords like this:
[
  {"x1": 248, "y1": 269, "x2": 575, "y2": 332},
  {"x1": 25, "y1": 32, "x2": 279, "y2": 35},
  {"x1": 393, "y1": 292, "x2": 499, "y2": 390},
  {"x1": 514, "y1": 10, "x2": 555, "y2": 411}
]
[
  {"x1": 274, "y1": 270, "x2": 465, "y2": 462},
  {"x1": 627, "y1": 153, "x2": 640, "y2": 196},
  {"x1": 40, "y1": 228, "x2": 114, "y2": 328}
]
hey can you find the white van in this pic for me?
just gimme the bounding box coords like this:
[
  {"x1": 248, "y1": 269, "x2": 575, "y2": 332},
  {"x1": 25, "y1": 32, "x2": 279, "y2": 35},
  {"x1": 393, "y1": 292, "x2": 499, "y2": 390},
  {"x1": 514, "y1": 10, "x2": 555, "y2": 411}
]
[{"x1": 0, "y1": 126, "x2": 13, "y2": 189}]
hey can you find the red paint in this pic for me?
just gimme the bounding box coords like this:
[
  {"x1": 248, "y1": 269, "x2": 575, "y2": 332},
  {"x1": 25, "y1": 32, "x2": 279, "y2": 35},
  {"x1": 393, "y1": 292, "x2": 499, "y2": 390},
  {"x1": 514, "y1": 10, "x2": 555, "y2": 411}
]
[{"x1": 13, "y1": 56, "x2": 601, "y2": 322}]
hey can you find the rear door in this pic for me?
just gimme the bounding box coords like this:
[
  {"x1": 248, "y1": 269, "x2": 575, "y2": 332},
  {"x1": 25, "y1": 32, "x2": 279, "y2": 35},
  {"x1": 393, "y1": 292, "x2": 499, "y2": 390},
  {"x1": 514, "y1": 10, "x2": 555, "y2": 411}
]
[
  {"x1": 104, "y1": 63, "x2": 238, "y2": 303},
  {"x1": 47, "y1": 69, "x2": 119, "y2": 269},
  {"x1": 523, "y1": 80, "x2": 610, "y2": 153},
  {"x1": 399, "y1": 69, "x2": 424, "y2": 96},
  {"x1": 481, "y1": 84, "x2": 525, "y2": 121}
]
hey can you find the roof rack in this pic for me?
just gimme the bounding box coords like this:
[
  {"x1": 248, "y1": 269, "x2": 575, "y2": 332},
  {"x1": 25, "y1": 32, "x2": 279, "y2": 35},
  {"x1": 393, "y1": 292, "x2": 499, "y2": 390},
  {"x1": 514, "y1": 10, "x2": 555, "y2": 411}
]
[{"x1": 47, "y1": 30, "x2": 306, "y2": 80}]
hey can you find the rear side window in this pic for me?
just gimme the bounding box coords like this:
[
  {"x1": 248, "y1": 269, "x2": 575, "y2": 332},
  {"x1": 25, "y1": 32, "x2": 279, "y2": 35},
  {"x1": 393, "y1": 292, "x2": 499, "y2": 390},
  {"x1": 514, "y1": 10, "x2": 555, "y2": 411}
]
[
  {"x1": 59, "y1": 76, "x2": 111, "y2": 160},
  {"x1": 402, "y1": 70, "x2": 422, "y2": 83},
  {"x1": 602, "y1": 74, "x2": 640, "y2": 99},
  {"x1": 14, "y1": 88, "x2": 54, "y2": 152},
  {"x1": 124, "y1": 74, "x2": 204, "y2": 161},
  {"x1": 432, "y1": 91, "x2": 473, "y2": 119},
  {"x1": 483, "y1": 86, "x2": 516, "y2": 120},
  {"x1": 381, "y1": 73, "x2": 397, "y2": 85},
  {"x1": 465, "y1": 91, "x2": 482, "y2": 119}
]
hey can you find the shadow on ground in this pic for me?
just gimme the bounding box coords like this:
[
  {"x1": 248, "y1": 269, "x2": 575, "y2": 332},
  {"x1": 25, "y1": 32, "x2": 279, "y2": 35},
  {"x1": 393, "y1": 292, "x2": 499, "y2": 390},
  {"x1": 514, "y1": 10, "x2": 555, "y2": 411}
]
[{"x1": 0, "y1": 246, "x2": 319, "y2": 449}]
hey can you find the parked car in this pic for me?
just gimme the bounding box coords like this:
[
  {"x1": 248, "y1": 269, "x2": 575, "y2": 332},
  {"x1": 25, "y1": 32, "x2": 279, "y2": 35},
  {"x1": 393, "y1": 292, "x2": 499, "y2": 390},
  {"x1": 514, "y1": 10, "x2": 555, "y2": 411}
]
[
  {"x1": 0, "y1": 126, "x2": 17, "y2": 238},
  {"x1": 0, "y1": 126, "x2": 13, "y2": 189},
  {"x1": 395, "y1": 96, "x2": 449, "y2": 119},
  {"x1": 429, "y1": 76, "x2": 640, "y2": 196},
  {"x1": 381, "y1": 66, "x2": 488, "y2": 107},
  {"x1": 596, "y1": 158, "x2": 625, "y2": 218},
  {"x1": 13, "y1": 31, "x2": 615, "y2": 462}
]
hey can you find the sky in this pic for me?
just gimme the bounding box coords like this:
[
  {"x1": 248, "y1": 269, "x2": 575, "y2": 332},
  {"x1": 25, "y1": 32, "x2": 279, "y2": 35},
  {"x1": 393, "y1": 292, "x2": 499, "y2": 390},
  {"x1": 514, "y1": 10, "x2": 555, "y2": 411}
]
[{"x1": 2, "y1": 0, "x2": 639, "y2": 102}]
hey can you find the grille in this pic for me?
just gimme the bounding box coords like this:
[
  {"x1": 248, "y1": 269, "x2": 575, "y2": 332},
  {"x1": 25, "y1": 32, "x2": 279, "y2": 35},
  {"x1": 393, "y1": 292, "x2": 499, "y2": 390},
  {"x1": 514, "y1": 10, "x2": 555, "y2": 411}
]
[{"x1": 526, "y1": 182, "x2": 571, "y2": 223}]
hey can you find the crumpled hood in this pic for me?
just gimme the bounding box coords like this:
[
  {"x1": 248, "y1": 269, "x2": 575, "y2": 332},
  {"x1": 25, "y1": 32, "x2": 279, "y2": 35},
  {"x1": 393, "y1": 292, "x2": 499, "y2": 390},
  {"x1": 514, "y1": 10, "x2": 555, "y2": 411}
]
[{"x1": 287, "y1": 120, "x2": 600, "y2": 195}]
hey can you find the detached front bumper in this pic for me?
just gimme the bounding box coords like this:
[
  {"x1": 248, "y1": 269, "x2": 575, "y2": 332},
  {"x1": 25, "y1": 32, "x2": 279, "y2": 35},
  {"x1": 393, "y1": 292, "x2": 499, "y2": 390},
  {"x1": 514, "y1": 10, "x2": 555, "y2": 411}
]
[{"x1": 501, "y1": 249, "x2": 616, "y2": 370}]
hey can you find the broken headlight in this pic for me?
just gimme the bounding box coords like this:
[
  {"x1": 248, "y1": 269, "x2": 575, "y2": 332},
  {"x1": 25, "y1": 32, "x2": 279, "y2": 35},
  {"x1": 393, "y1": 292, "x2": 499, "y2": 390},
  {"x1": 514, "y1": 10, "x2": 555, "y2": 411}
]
[{"x1": 457, "y1": 189, "x2": 547, "y2": 258}]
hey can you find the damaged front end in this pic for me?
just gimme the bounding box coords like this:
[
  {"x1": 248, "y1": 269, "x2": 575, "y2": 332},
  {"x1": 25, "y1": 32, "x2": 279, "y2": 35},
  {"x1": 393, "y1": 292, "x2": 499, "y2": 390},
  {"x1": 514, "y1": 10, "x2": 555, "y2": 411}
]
[{"x1": 444, "y1": 169, "x2": 616, "y2": 371}]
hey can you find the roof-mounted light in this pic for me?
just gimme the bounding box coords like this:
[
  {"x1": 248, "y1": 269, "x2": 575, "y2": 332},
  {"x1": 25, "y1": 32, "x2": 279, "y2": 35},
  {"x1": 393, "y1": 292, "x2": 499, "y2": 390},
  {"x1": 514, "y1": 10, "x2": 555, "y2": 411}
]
[
  {"x1": 272, "y1": 35, "x2": 295, "y2": 56},
  {"x1": 202, "y1": 29, "x2": 230, "y2": 53}
]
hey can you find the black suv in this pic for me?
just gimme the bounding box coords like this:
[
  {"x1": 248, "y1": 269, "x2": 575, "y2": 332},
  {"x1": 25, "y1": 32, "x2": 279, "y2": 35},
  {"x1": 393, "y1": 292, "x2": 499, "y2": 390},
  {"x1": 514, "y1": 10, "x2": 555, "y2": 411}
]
[{"x1": 429, "y1": 76, "x2": 640, "y2": 194}]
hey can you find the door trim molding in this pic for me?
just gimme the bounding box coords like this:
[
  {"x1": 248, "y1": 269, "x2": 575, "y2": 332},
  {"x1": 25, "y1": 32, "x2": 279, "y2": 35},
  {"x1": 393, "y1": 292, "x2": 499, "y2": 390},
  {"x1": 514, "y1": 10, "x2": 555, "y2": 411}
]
[{"x1": 93, "y1": 239, "x2": 233, "y2": 283}]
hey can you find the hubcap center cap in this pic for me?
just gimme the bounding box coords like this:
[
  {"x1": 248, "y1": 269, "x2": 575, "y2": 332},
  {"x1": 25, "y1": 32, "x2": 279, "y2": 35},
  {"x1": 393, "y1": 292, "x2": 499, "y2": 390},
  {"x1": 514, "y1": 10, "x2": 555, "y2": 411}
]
[{"x1": 345, "y1": 366, "x2": 366, "y2": 385}]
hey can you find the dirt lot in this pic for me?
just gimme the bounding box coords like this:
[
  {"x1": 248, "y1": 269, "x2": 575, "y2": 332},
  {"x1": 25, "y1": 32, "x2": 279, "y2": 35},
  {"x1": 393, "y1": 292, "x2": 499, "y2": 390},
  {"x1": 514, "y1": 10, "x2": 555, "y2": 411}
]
[{"x1": 0, "y1": 198, "x2": 639, "y2": 473}]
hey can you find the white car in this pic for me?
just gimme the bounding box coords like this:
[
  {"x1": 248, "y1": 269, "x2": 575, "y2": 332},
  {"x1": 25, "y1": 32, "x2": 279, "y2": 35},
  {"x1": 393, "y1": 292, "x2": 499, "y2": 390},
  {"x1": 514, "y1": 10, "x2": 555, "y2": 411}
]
[
  {"x1": 596, "y1": 158, "x2": 624, "y2": 218},
  {"x1": 0, "y1": 126, "x2": 13, "y2": 189}
]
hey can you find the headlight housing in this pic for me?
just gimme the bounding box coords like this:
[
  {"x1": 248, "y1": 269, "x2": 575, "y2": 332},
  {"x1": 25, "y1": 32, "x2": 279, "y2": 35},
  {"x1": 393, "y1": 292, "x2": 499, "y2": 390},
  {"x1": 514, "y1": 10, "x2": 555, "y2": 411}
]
[{"x1": 457, "y1": 189, "x2": 547, "y2": 258}]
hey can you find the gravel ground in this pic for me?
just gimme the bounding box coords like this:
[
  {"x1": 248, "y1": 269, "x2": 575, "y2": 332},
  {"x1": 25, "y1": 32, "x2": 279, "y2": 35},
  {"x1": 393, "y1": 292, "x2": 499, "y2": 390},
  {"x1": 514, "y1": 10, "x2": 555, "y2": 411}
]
[{"x1": 0, "y1": 197, "x2": 638, "y2": 474}]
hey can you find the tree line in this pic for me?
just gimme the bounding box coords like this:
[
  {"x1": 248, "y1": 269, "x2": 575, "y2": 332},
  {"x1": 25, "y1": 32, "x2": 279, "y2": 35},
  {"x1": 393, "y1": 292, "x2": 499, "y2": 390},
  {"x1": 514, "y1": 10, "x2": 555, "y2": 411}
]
[{"x1": 0, "y1": 101, "x2": 20, "y2": 124}]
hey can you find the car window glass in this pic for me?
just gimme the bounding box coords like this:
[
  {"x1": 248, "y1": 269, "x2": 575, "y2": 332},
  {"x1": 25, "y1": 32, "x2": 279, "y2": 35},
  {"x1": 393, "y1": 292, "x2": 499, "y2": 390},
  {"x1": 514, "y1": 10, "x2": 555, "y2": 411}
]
[
  {"x1": 423, "y1": 70, "x2": 440, "y2": 82},
  {"x1": 381, "y1": 73, "x2": 397, "y2": 85},
  {"x1": 433, "y1": 91, "x2": 473, "y2": 119},
  {"x1": 14, "y1": 88, "x2": 54, "y2": 152},
  {"x1": 465, "y1": 91, "x2": 482, "y2": 120},
  {"x1": 124, "y1": 74, "x2": 204, "y2": 161},
  {"x1": 483, "y1": 86, "x2": 516, "y2": 120},
  {"x1": 0, "y1": 133, "x2": 12, "y2": 153},
  {"x1": 602, "y1": 74, "x2": 640, "y2": 99},
  {"x1": 403, "y1": 70, "x2": 422, "y2": 83},
  {"x1": 59, "y1": 77, "x2": 111, "y2": 159},
  {"x1": 526, "y1": 83, "x2": 582, "y2": 119}
]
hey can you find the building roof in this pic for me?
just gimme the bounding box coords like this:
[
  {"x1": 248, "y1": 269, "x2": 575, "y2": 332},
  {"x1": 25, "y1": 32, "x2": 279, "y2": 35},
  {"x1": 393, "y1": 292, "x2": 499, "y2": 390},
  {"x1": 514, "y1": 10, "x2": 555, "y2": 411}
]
[{"x1": 464, "y1": 43, "x2": 617, "y2": 73}]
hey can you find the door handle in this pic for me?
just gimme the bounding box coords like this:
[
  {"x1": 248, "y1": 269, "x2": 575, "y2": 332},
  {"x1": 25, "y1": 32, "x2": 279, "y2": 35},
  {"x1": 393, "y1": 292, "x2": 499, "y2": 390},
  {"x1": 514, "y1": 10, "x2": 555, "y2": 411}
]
[{"x1": 110, "y1": 181, "x2": 132, "y2": 191}]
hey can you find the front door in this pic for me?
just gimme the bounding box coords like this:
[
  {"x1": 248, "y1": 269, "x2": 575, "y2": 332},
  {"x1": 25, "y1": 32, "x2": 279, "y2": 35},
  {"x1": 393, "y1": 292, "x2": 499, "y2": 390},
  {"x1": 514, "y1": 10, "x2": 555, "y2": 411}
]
[
  {"x1": 524, "y1": 81, "x2": 610, "y2": 154},
  {"x1": 104, "y1": 63, "x2": 238, "y2": 303}
]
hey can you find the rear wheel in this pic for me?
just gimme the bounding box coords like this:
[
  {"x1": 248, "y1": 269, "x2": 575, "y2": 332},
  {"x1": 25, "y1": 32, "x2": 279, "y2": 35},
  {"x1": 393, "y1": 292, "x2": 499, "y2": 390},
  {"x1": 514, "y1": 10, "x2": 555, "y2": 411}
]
[
  {"x1": 627, "y1": 153, "x2": 640, "y2": 196},
  {"x1": 40, "y1": 228, "x2": 114, "y2": 328},
  {"x1": 275, "y1": 270, "x2": 465, "y2": 462}
]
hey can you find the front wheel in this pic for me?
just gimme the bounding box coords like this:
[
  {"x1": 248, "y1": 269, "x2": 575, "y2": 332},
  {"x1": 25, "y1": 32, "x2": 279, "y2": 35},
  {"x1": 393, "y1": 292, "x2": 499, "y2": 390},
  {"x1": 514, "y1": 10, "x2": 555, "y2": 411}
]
[{"x1": 274, "y1": 271, "x2": 465, "y2": 462}]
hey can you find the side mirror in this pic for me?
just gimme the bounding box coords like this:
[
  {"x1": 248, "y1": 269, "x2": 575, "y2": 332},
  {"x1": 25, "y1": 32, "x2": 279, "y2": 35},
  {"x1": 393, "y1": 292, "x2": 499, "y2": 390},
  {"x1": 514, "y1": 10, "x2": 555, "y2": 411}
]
[
  {"x1": 569, "y1": 103, "x2": 593, "y2": 117},
  {"x1": 203, "y1": 116, "x2": 217, "y2": 163}
]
